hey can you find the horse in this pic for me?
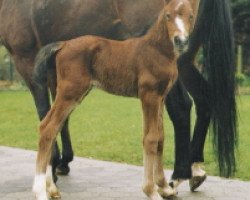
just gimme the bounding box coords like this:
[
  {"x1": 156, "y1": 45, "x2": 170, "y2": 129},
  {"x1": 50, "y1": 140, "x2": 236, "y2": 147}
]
[
  {"x1": 32, "y1": 1, "x2": 194, "y2": 199},
  {"x1": 0, "y1": 0, "x2": 237, "y2": 192}
]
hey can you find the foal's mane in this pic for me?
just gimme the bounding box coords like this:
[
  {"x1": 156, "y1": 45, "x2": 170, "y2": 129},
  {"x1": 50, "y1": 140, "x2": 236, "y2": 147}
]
[
  {"x1": 147, "y1": 10, "x2": 168, "y2": 41},
  {"x1": 144, "y1": 8, "x2": 174, "y2": 58}
]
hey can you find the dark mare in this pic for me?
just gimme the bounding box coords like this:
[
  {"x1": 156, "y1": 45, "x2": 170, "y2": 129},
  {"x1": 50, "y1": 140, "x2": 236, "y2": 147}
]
[{"x1": 0, "y1": 0, "x2": 237, "y2": 192}]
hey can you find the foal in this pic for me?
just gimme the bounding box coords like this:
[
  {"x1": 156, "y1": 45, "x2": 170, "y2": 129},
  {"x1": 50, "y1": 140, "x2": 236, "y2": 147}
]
[{"x1": 33, "y1": 0, "x2": 194, "y2": 199}]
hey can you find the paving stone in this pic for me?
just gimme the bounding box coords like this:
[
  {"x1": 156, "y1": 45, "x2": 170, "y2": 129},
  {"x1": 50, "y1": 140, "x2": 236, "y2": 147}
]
[{"x1": 0, "y1": 146, "x2": 250, "y2": 200}]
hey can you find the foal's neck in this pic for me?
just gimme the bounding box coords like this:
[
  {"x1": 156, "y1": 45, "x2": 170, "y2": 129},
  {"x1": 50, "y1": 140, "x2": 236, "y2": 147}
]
[{"x1": 144, "y1": 14, "x2": 175, "y2": 60}]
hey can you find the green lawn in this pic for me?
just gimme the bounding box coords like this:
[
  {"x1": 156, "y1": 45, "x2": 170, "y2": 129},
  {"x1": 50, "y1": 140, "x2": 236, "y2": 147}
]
[{"x1": 0, "y1": 89, "x2": 250, "y2": 180}]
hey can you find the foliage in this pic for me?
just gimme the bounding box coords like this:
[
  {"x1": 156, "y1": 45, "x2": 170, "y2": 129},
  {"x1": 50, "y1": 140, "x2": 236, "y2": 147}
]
[
  {"x1": 231, "y1": 0, "x2": 250, "y2": 44},
  {"x1": 235, "y1": 72, "x2": 246, "y2": 86},
  {"x1": 0, "y1": 89, "x2": 250, "y2": 180},
  {"x1": 0, "y1": 46, "x2": 9, "y2": 80}
]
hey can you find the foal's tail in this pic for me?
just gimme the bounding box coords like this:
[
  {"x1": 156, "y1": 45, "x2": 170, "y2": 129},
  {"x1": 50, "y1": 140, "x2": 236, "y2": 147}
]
[
  {"x1": 33, "y1": 42, "x2": 64, "y2": 87},
  {"x1": 194, "y1": 0, "x2": 237, "y2": 177}
]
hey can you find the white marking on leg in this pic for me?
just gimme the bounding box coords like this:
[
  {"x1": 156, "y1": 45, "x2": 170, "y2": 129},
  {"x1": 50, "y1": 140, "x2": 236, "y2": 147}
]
[
  {"x1": 170, "y1": 179, "x2": 185, "y2": 188},
  {"x1": 192, "y1": 162, "x2": 206, "y2": 177},
  {"x1": 46, "y1": 165, "x2": 60, "y2": 198},
  {"x1": 142, "y1": 151, "x2": 153, "y2": 193},
  {"x1": 154, "y1": 158, "x2": 176, "y2": 197},
  {"x1": 142, "y1": 151, "x2": 162, "y2": 200},
  {"x1": 150, "y1": 189, "x2": 164, "y2": 200},
  {"x1": 158, "y1": 185, "x2": 176, "y2": 198},
  {"x1": 33, "y1": 174, "x2": 48, "y2": 200},
  {"x1": 168, "y1": 178, "x2": 185, "y2": 194}
]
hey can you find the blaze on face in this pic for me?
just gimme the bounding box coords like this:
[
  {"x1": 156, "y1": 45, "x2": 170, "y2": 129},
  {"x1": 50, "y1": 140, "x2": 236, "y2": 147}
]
[{"x1": 164, "y1": 0, "x2": 194, "y2": 54}]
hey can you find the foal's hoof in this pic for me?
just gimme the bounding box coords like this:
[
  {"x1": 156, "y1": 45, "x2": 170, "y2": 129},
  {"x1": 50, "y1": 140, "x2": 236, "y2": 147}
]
[
  {"x1": 158, "y1": 186, "x2": 177, "y2": 199},
  {"x1": 189, "y1": 175, "x2": 207, "y2": 192},
  {"x1": 56, "y1": 164, "x2": 70, "y2": 175},
  {"x1": 50, "y1": 191, "x2": 61, "y2": 199},
  {"x1": 149, "y1": 192, "x2": 164, "y2": 200}
]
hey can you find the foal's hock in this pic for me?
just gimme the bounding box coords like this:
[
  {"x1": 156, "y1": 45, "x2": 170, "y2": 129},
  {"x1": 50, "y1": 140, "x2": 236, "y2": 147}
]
[{"x1": 33, "y1": 1, "x2": 194, "y2": 200}]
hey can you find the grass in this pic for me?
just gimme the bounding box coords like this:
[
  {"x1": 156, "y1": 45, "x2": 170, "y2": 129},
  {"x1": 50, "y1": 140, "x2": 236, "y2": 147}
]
[{"x1": 0, "y1": 89, "x2": 250, "y2": 180}]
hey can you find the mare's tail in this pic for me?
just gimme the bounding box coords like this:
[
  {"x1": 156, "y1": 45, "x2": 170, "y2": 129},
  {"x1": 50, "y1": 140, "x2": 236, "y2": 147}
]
[
  {"x1": 33, "y1": 42, "x2": 64, "y2": 87},
  {"x1": 194, "y1": 0, "x2": 237, "y2": 177}
]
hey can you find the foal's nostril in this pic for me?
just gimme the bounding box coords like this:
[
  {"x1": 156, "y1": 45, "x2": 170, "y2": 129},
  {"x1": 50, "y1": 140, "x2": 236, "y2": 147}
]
[
  {"x1": 174, "y1": 36, "x2": 189, "y2": 50},
  {"x1": 174, "y1": 36, "x2": 182, "y2": 46}
]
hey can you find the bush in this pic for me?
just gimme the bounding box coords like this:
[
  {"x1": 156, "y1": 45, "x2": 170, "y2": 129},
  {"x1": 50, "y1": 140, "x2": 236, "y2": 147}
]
[{"x1": 235, "y1": 72, "x2": 246, "y2": 86}]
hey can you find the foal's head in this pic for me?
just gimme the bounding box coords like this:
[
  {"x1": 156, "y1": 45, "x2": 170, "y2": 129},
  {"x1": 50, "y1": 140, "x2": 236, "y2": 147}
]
[{"x1": 163, "y1": 0, "x2": 194, "y2": 53}]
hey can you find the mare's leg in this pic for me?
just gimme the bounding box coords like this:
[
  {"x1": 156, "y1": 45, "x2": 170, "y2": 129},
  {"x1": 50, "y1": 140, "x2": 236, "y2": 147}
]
[
  {"x1": 154, "y1": 102, "x2": 176, "y2": 197},
  {"x1": 165, "y1": 79, "x2": 192, "y2": 188},
  {"x1": 48, "y1": 71, "x2": 74, "y2": 175},
  {"x1": 140, "y1": 91, "x2": 165, "y2": 200},
  {"x1": 178, "y1": 54, "x2": 210, "y2": 191},
  {"x1": 12, "y1": 55, "x2": 61, "y2": 182},
  {"x1": 57, "y1": 119, "x2": 74, "y2": 174}
]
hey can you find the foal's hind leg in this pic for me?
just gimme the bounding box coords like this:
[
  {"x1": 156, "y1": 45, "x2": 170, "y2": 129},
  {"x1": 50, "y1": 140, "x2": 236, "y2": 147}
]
[
  {"x1": 48, "y1": 73, "x2": 74, "y2": 176},
  {"x1": 33, "y1": 79, "x2": 91, "y2": 200},
  {"x1": 33, "y1": 98, "x2": 76, "y2": 200},
  {"x1": 141, "y1": 91, "x2": 166, "y2": 200}
]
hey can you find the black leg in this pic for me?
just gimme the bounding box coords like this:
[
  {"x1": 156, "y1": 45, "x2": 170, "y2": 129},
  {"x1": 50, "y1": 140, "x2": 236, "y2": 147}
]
[
  {"x1": 191, "y1": 102, "x2": 210, "y2": 163},
  {"x1": 177, "y1": 55, "x2": 211, "y2": 165},
  {"x1": 51, "y1": 141, "x2": 60, "y2": 182},
  {"x1": 165, "y1": 79, "x2": 192, "y2": 179},
  {"x1": 56, "y1": 118, "x2": 74, "y2": 175}
]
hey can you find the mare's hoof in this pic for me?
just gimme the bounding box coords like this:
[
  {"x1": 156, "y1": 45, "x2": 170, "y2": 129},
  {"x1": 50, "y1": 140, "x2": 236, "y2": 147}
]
[
  {"x1": 56, "y1": 164, "x2": 70, "y2": 175},
  {"x1": 189, "y1": 175, "x2": 207, "y2": 192}
]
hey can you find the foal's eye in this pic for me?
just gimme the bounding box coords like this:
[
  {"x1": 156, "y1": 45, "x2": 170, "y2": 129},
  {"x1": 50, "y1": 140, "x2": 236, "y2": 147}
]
[
  {"x1": 189, "y1": 15, "x2": 194, "y2": 21},
  {"x1": 165, "y1": 13, "x2": 171, "y2": 20}
]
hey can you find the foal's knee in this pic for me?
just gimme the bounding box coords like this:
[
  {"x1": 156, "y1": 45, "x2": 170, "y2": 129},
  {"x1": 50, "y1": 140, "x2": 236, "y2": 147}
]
[{"x1": 143, "y1": 133, "x2": 160, "y2": 154}]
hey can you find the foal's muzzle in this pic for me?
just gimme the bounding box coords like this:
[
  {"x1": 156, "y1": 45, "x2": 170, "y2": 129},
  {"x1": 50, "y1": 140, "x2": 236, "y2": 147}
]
[{"x1": 174, "y1": 36, "x2": 189, "y2": 53}]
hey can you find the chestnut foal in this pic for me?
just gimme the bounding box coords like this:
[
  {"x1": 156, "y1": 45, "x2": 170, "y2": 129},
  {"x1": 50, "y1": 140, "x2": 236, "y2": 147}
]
[{"x1": 32, "y1": 0, "x2": 193, "y2": 199}]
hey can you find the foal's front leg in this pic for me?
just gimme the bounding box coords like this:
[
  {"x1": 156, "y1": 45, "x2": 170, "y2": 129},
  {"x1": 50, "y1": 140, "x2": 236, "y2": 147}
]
[
  {"x1": 140, "y1": 92, "x2": 170, "y2": 200},
  {"x1": 154, "y1": 103, "x2": 176, "y2": 197}
]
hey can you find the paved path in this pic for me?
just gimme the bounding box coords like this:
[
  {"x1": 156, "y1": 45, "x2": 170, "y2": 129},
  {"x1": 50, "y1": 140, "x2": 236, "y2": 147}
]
[{"x1": 0, "y1": 146, "x2": 250, "y2": 200}]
